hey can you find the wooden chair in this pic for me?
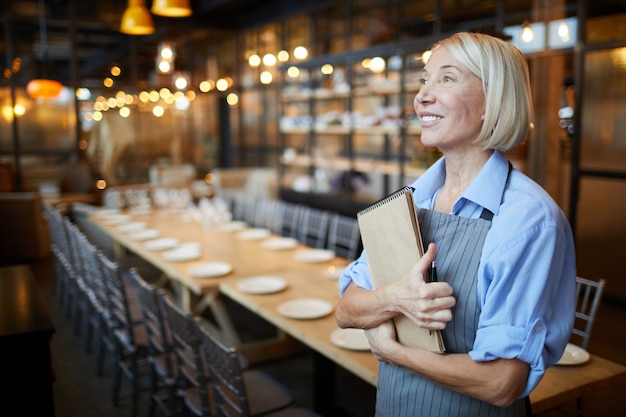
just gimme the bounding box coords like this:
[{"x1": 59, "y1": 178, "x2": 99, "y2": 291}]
[
  {"x1": 327, "y1": 213, "x2": 361, "y2": 260},
  {"x1": 125, "y1": 269, "x2": 179, "y2": 417},
  {"x1": 197, "y1": 323, "x2": 322, "y2": 417},
  {"x1": 297, "y1": 207, "x2": 330, "y2": 249},
  {"x1": 572, "y1": 276, "x2": 606, "y2": 350}
]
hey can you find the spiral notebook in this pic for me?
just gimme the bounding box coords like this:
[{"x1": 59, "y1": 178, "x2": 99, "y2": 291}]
[{"x1": 357, "y1": 186, "x2": 445, "y2": 353}]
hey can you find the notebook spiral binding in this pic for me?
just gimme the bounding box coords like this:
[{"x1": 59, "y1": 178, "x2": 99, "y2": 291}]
[{"x1": 357, "y1": 186, "x2": 416, "y2": 217}]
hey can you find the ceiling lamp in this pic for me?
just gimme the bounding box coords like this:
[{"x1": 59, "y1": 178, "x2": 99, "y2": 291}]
[
  {"x1": 120, "y1": 0, "x2": 155, "y2": 35},
  {"x1": 27, "y1": 79, "x2": 63, "y2": 99},
  {"x1": 151, "y1": 0, "x2": 192, "y2": 17},
  {"x1": 27, "y1": 0, "x2": 62, "y2": 99}
]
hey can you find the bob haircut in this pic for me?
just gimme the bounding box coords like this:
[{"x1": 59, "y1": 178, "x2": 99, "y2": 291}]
[{"x1": 431, "y1": 32, "x2": 533, "y2": 152}]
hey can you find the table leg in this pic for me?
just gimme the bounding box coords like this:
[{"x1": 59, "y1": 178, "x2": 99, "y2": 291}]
[{"x1": 196, "y1": 292, "x2": 241, "y2": 346}]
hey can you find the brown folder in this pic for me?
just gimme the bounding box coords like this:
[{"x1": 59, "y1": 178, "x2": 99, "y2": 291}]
[{"x1": 357, "y1": 186, "x2": 445, "y2": 352}]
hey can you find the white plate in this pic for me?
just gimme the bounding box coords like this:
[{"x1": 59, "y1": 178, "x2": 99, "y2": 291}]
[
  {"x1": 261, "y1": 237, "x2": 298, "y2": 251},
  {"x1": 556, "y1": 343, "x2": 590, "y2": 365},
  {"x1": 144, "y1": 237, "x2": 179, "y2": 251},
  {"x1": 237, "y1": 228, "x2": 271, "y2": 241},
  {"x1": 102, "y1": 214, "x2": 131, "y2": 225},
  {"x1": 218, "y1": 221, "x2": 248, "y2": 232},
  {"x1": 294, "y1": 249, "x2": 335, "y2": 264},
  {"x1": 117, "y1": 222, "x2": 146, "y2": 233},
  {"x1": 277, "y1": 298, "x2": 334, "y2": 320},
  {"x1": 93, "y1": 209, "x2": 121, "y2": 217},
  {"x1": 128, "y1": 229, "x2": 160, "y2": 241},
  {"x1": 330, "y1": 328, "x2": 370, "y2": 351},
  {"x1": 323, "y1": 265, "x2": 345, "y2": 280},
  {"x1": 236, "y1": 276, "x2": 288, "y2": 294},
  {"x1": 162, "y1": 248, "x2": 201, "y2": 263},
  {"x1": 188, "y1": 262, "x2": 233, "y2": 278}
]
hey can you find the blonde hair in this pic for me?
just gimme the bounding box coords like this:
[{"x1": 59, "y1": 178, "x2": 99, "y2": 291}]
[{"x1": 432, "y1": 32, "x2": 533, "y2": 151}]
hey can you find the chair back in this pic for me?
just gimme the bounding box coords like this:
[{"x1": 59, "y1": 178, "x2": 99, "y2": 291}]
[
  {"x1": 197, "y1": 324, "x2": 249, "y2": 417},
  {"x1": 101, "y1": 253, "x2": 140, "y2": 349},
  {"x1": 327, "y1": 213, "x2": 361, "y2": 260},
  {"x1": 126, "y1": 269, "x2": 173, "y2": 364},
  {"x1": 572, "y1": 276, "x2": 606, "y2": 350},
  {"x1": 275, "y1": 201, "x2": 301, "y2": 238},
  {"x1": 161, "y1": 295, "x2": 211, "y2": 417},
  {"x1": 297, "y1": 207, "x2": 330, "y2": 248}
]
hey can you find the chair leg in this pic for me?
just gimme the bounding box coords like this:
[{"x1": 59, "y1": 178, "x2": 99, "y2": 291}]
[
  {"x1": 111, "y1": 347, "x2": 123, "y2": 406},
  {"x1": 131, "y1": 356, "x2": 140, "y2": 417}
]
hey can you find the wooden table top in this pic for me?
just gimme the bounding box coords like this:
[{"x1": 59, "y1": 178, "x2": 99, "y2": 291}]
[
  {"x1": 89, "y1": 208, "x2": 626, "y2": 413},
  {"x1": 90, "y1": 210, "x2": 350, "y2": 296}
]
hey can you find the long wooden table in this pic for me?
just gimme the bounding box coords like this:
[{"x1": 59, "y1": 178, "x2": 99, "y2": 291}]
[{"x1": 89, "y1": 208, "x2": 626, "y2": 416}]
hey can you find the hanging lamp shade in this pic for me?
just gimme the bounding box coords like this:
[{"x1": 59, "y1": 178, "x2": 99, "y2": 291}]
[
  {"x1": 151, "y1": 0, "x2": 192, "y2": 17},
  {"x1": 26, "y1": 79, "x2": 63, "y2": 99},
  {"x1": 27, "y1": 0, "x2": 63, "y2": 99},
  {"x1": 120, "y1": 0, "x2": 155, "y2": 35}
]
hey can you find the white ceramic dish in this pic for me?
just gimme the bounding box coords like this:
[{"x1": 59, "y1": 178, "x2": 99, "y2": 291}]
[
  {"x1": 162, "y1": 248, "x2": 201, "y2": 263},
  {"x1": 188, "y1": 262, "x2": 233, "y2": 278},
  {"x1": 144, "y1": 238, "x2": 179, "y2": 251},
  {"x1": 556, "y1": 343, "x2": 590, "y2": 365},
  {"x1": 237, "y1": 228, "x2": 271, "y2": 241},
  {"x1": 102, "y1": 214, "x2": 131, "y2": 225},
  {"x1": 294, "y1": 249, "x2": 335, "y2": 264},
  {"x1": 117, "y1": 222, "x2": 146, "y2": 233},
  {"x1": 261, "y1": 237, "x2": 298, "y2": 251},
  {"x1": 128, "y1": 229, "x2": 160, "y2": 241},
  {"x1": 330, "y1": 328, "x2": 370, "y2": 351},
  {"x1": 277, "y1": 298, "x2": 334, "y2": 320},
  {"x1": 323, "y1": 265, "x2": 345, "y2": 280},
  {"x1": 93, "y1": 209, "x2": 121, "y2": 217},
  {"x1": 236, "y1": 276, "x2": 287, "y2": 294},
  {"x1": 218, "y1": 221, "x2": 248, "y2": 232}
]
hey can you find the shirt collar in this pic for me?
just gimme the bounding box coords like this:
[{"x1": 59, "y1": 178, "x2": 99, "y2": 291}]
[{"x1": 412, "y1": 151, "x2": 510, "y2": 216}]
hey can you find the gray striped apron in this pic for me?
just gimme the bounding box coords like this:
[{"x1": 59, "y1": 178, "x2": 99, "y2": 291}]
[{"x1": 375, "y1": 208, "x2": 529, "y2": 417}]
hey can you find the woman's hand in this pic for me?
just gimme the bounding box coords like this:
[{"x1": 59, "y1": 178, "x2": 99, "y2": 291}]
[
  {"x1": 366, "y1": 320, "x2": 398, "y2": 362},
  {"x1": 388, "y1": 243, "x2": 456, "y2": 330}
]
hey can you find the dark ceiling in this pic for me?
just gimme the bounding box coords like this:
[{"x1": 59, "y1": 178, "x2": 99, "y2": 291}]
[
  {"x1": 1, "y1": 0, "x2": 625, "y2": 91},
  {"x1": 0, "y1": 0, "x2": 331, "y2": 89}
]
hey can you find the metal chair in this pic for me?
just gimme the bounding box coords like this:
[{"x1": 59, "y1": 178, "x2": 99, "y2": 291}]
[
  {"x1": 103, "y1": 255, "x2": 150, "y2": 417},
  {"x1": 197, "y1": 323, "x2": 322, "y2": 417},
  {"x1": 274, "y1": 201, "x2": 301, "y2": 238},
  {"x1": 42, "y1": 201, "x2": 76, "y2": 313},
  {"x1": 125, "y1": 269, "x2": 179, "y2": 417},
  {"x1": 297, "y1": 207, "x2": 330, "y2": 249},
  {"x1": 160, "y1": 294, "x2": 211, "y2": 417},
  {"x1": 327, "y1": 213, "x2": 361, "y2": 260},
  {"x1": 572, "y1": 276, "x2": 606, "y2": 350}
]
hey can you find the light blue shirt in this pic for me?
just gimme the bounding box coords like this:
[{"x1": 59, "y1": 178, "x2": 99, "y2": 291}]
[{"x1": 339, "y1": 150, "x2": 576, "y2": 397}]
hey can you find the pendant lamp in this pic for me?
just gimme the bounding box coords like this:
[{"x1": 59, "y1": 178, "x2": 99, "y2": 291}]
[
  {"x1": 151, "y1": 0, "x2": 193, "y2": 17},
  {"x1": 27, "y1": 0, "x2": 63, "y2": 99},
  {"x1": 120, "y1": 0, "x2": 155, "y2": 35}
]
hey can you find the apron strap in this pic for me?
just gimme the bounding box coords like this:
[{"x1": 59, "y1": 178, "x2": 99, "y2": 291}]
[{"x1": 479, "y1": 161, "x2": 513, "y2": 222}]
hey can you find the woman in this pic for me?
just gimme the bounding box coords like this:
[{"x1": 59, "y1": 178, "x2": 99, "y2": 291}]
[{"x1": 335, "y1": 32, "x2": 576, "y2": 416}]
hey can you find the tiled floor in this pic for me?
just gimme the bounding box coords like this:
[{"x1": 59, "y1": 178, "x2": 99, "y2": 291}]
[{"x1": 29, "y1": 258, "x2": 626, "y2": 417}]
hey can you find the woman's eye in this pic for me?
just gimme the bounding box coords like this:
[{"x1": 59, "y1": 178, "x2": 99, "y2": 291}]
[
  {"x1": 443, "y1": 75, "x2": 453, "y2": 83},
  {"x1": 420, "y1": 78, "x2": 428, "y2": 85}
]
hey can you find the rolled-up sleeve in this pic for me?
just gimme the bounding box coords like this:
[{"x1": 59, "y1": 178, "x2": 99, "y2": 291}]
[
  {"x1": 339, "y1": 251, "x2": 373, "y2": 296},
  {"x1": 470, "y1": 222, "x2": 576, "y2": 396}
]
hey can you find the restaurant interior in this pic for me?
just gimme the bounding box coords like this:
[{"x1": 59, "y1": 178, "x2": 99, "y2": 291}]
[{"x1": 1, "y1": 0, "x2": 625, "y2": 416}]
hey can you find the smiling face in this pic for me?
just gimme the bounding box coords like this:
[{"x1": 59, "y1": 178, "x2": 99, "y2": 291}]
[{"x1": 414, "y1": 46, "x2": 487, "y2": 154}]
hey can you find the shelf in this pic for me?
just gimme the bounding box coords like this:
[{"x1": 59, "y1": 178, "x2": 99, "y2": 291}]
[
  {"x1": 282, "y1": 82, "x2": 421, "y2": 103},
  {"x1": 280, "y1": 124, "x2": 421, "y2": 135},
  {"x1": 280, "y1": 154, "x2": 426, "y2": 178}
]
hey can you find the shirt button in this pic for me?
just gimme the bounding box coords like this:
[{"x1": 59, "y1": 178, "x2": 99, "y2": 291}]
[{"x1": 534, "y1": 324, "x2": 543, "y2": 332}]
